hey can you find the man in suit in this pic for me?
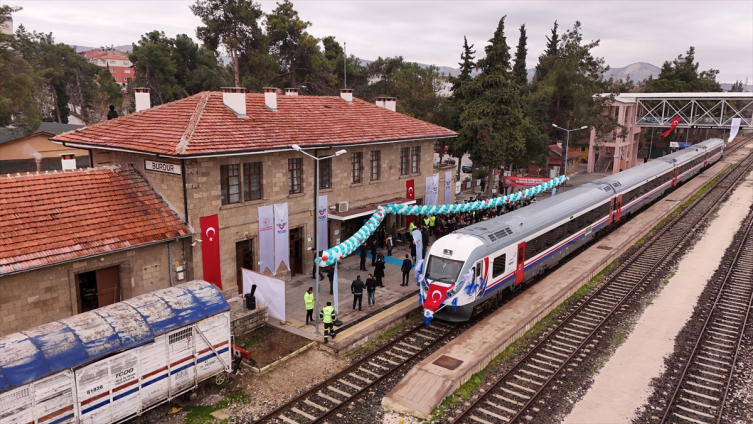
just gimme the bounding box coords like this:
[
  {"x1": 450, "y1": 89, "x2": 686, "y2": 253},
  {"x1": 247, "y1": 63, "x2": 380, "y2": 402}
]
[
  {"x1": 351, "y1": 275, "x2": 365, "y2": 311},
  {"x1": 401, "y1": 255, "x2": 413, "y2": 286},
  {"x1": 359, "y1": 245, "x2": 368, "y2": 271}
]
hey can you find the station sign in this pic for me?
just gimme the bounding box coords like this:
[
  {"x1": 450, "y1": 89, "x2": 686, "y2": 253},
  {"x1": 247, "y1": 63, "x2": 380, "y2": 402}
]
[{"x1": 145, "y1": 160, "x2": 181, "y2": 175}]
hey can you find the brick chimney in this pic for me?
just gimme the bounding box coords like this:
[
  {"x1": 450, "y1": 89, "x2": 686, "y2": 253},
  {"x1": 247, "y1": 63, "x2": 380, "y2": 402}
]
[
  {"x1": 222, "y1": 87, "x2": 247, "y2": 117},
  {"x1": 60, "y1": 154, "x2": 76, "y2": 171},
  {"x1": 284, "y1": 88, "x2": 299, "y2": 96},
  {"x1": 375, "y1": 96, "x2": 396, "y2": 112},
  {"x1": 340, "y1": 89, "x2": 353, "y2": 104},
  {"x1": 134, "y1": 88, "x2": 151, "y2": 112},
  {"x1": 264, "y1": 87, "x2": 278, "y2": 111}
]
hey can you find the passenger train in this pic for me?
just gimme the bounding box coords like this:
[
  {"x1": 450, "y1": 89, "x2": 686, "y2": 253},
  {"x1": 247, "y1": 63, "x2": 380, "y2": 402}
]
[{"x1": 421, "y1": 138, "x2": 725, "y2": 323}]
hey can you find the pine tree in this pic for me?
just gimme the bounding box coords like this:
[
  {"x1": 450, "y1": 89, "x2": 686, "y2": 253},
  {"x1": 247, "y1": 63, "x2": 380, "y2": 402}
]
[
  {"x1": 512, "y1": 24, "x2": 528, "y2": 87},
  {"x1": 533, "y1": 21, "x2": 559, "y2": 82},
  {"x1": 457, "y1": 16, "x2": 527, "y2": 170}
]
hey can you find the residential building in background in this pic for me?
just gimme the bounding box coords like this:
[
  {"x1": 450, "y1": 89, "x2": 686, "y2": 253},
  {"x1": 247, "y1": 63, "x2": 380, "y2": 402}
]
[
  {"x1": 0, "y1": 122, "x2": 87, "y2": 174},
  {"x1": 52, "y1": 88, "x2": 457, "y2": 296},
  {"x1": 81, "y1": 48, "x2": 133, "y2": 86},
  {"x1": 588, "y1": 94, "x2": 643, "y2": 174}
]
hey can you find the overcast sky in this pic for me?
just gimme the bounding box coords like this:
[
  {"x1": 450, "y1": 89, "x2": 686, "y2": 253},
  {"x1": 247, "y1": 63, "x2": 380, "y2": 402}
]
[{"x1": 7, "y1": 0, "x2": 753, "y2": 83}]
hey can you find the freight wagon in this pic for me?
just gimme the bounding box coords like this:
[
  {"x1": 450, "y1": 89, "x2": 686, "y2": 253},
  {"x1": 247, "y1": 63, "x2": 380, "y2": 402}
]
[{"x1": 0, "y1": 280, "x2": 232, "y2": 424}]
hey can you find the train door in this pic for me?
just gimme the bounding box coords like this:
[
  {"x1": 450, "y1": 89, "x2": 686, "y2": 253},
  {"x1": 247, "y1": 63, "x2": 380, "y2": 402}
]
[
  {"x1": 673, "y1": 167, "x2": 679, "y2": 187},
  {"x1": 704, "y1": 152, "x2": 708, "y2": 167},
  {"x1": 474, "y1": 261, "x2": 484, "y2": 296},
  {"x1": 615, "y1": 195, "x2": 623, "y2": 222},
  {"x1": 515, "y1": 242, "x2": 526, "y2": 285}
]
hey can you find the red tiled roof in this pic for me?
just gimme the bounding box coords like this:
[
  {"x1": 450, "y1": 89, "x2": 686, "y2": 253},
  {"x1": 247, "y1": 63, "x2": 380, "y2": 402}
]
[
  {"x1": 0, "y1": 166, "x2": 192, "y2": 274},
  {"x1": 51, "y1": 92, "x2": 457, "y2": 157},
  {"x1": 549, "y1": 144, "x2": 581, "y2": 160}
]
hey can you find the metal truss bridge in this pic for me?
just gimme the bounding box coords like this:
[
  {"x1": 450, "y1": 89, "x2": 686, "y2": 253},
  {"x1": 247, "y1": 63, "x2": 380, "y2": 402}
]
[{"x1": 622, "y1": 92, "x2": 753, "y2": 129}]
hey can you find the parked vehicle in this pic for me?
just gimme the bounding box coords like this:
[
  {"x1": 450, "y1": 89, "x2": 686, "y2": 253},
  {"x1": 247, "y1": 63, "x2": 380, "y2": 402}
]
[
  {"x1": 461, "y1": 163, "x2": 473, "y2": 173},
  {"x1": 0, "y1": 280, "x2": 232, "y2": 424}
]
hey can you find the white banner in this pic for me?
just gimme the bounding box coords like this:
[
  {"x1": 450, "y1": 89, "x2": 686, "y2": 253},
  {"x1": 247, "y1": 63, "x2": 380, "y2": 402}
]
[
  {"x1": 333, "y1": 262, "x2": 339, "y2": 313},
  {"x1": 455, "y1": 181, "x2": 462, "y2": 196},
  {"x1": 425, "y1": 176, "x2": 432, "y2": 204},
  {"x1": 432, "y1": 173, "x2": 440, "y2": 205},
  {"x1": 242, "y1": 269, "x2": 286, "y2": 321},
  {"x1": 258, "y1": 205, "x2": 274, "y2": 274},
  {"x1": 274, "y1": 203, "x2": 290, "y2": 274},
  {"x1": 412, "y1": 228, "x2": 423, "y2": 265},
  {"x1": 444, "y1": 171, "x2": 452, "y2": 205},
  {"x1": 317, "y1": 195, "x2": 328, "y2": 251},
  {"x1": 728, "y1": 117, "x2": 741, "y2": 143}
]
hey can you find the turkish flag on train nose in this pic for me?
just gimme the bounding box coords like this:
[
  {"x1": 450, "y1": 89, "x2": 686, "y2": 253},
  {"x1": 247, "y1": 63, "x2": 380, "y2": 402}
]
[
  {"x1": 200, "y1": 214, "x2": 222, "y2": 290},
  {"x1": 424, "y1": 282, "x2": 452, "y2": 313},
  {"x1": 662, "y1": 116, "x2": 681, "y2": 138}
]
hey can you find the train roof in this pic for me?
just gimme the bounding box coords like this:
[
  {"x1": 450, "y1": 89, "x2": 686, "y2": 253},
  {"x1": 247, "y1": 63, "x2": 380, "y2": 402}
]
[
  {"x1": 0, "y1": 280, "x2": 228, "y2": 393},
  {"x1": 453, "y1": 182, "x2": 614, "y2": 252}
]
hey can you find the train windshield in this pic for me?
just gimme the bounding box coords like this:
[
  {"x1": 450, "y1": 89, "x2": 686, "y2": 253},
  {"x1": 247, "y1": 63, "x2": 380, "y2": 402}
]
[{"x1": 425, "y1": 256, "x2": 465, "y2": 283}]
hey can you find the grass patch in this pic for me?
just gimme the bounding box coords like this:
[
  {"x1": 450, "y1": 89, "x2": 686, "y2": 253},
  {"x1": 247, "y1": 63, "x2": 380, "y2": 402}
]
[
  {"x1": 182, "y1": 390, "x2": 250, "y2": 424},
  {"x1": 234, "y1": 334, "x2": 260, "y2": 348}
]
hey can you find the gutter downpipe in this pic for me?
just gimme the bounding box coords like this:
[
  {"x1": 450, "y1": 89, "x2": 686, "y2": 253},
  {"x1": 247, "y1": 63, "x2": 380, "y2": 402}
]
[{"x1": 167, "y1": 240, "x2": 174, "y2": 286}]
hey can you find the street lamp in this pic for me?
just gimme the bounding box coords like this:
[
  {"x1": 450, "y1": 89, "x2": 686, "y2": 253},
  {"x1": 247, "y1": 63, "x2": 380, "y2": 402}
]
[
  {"x1": 290, "y1": 144, "x2": 347, "y2": 334},
  {"x1": 551, "y1": 124, "x2": 589, "y2": 190}
]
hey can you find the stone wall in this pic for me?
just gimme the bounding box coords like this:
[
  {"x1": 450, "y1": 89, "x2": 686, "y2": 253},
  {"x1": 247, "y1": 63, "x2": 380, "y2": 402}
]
[
  {"x1": 91, "y1": 138, "x2": 447, "y2": 293},
  {"x1": 0, "y1": 240, "x2": 186, "y2": 336}
]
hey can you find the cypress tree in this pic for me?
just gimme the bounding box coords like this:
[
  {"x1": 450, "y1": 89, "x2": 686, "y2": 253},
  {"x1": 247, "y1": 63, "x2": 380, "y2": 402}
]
[
  {"x1": 512, "y1": 24, "x2": 528, "y2": 87},
  {"x1": 533, "y1": 21, "x2": 559, "y2": 82}
]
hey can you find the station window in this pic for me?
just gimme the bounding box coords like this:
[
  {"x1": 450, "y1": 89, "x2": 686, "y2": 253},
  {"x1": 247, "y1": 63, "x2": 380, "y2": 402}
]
[
  {"x1": 319, "y1": 157, "x2": 332, "y2": 189},
  {"x1": 243, "y1": 162, "x2": 262, "y2": 201},
  {"x1": 400, "y1": 147, "x2": 410, "y2": 175},
  {"x1": 288, "y1": 158, "x2": 302, "y2": 194},
  {"x1": 410, "y1": 146, "x2": 421, "y2": 174},
  {"x1": 221, "y1": 164, "x2": 240, "y2": 204},
  {"x1": 351, "y1": 152, "x2": 363, "y2": 184}
]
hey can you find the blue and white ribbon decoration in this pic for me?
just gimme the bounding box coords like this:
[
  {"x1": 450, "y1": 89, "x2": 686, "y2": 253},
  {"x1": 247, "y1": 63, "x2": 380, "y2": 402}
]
[{"x1": 315, "y1": 176, "x2": 566, "y2": 267}]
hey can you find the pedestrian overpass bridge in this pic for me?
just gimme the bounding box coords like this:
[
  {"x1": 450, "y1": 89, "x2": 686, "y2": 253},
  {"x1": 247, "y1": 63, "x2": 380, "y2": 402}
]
[{"x1": 621, "y1": 92, "x2": 753, "y2": 129}]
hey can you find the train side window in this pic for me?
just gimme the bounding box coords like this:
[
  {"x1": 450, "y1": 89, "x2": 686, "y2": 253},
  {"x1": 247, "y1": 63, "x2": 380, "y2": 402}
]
[
  {"x1": 544, "y1": 230, "x2": 555, "y2": 248},
  {"x1": 492, "y1": 254, "x2": 506, "y2": 278},
  {"x1": 566, "y1": 219, "x2": 577, "y2": 236},
  {"x1": 554, "y1": 225, "x2": 565, "y2": 242}
]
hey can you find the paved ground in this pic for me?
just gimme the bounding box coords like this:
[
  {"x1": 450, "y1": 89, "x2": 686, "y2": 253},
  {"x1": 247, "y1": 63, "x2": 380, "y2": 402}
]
[{"x1": 283, "y1": 243, "x2": 422, "y2": 336}]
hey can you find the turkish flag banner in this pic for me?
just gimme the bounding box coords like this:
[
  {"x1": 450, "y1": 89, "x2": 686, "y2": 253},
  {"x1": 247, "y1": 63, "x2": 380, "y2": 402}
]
[
  {"x1": 406, "y1": 179, "x2": 415, "y2": 200},
  {"x1": 662, "y1": 116, "x2": 681, "y2": 138},
  {"x1": 200, "y1": 214, "x2": 222, "y2": 290},
  {"x1": 423, "y1": 282, "x2": 452, "y2": 313}
]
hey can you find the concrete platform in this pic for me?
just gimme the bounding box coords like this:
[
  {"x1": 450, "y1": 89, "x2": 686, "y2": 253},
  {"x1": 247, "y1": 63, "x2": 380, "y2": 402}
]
[{"x1": 382, "y1": 144, "x2": 752, "y2": 418}]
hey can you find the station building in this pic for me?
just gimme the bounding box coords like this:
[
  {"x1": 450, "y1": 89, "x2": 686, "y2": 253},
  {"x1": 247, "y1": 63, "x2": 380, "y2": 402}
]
[
  {"x1": 0, "y1": 165, "x2": 192, "y2": 335},
  {"x1": 50, "y1": 88, "x2": 457, "y2": 296}
]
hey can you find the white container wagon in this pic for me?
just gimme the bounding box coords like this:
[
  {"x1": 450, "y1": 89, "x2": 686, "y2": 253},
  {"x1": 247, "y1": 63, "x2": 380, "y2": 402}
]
[{"x1": 0, "y1": 280, "x2": 232, "y2": 424}]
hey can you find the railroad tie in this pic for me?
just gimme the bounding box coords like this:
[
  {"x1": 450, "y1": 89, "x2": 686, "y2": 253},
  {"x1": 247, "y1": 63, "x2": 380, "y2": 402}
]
[
  {"x1": 505, "y1": 381, "x2": 536, "y2": 394},
  {"x1": 358, "y1": 367, "x2": 381, "y2": 378},
  {"x1": 679, "y1": 396, "x2": 717, "y2": 410},
  {"x1": 350, "y1": 373, "x2": 373, "y2": 384},
  {"x1": 327, "y1": 385, "x2": 351, "y2": 398},
  {"x1": 391, "y1": 346, "x2": 415, "y2": 356},
  {"x1": 316, "y1": 391, "x2": 342, "y2": 405},
  {"x1": 682, "y1": 388, "x2": 719, "y2": 401},
  {"x1": 369, "y1": 361, "x2": 389, "y2": 370},
  {"x1": 303, "y1": 399, "x2": 328, "y2": 412},
  {"x1": 477, "y1": 407, "x2": 510, "y2": 422},
  {"x1": 468, "y1": 415, "x2": 495, "y2": 424},
  {"x1": 492, "y1": 393, "x2": 524, "y2": 406},
  {"x1": 278, "y1": 414, "x2": 301, "y2": 424},
  {"x1": 338, "y1": 379, "x2": 362, "y2": 390},
  {"x1": 290, "y1": 407, "x2": 317, "y2": 421},
  {"x1": 675, "y1": 404, "x2": 715, "y2": 419}
]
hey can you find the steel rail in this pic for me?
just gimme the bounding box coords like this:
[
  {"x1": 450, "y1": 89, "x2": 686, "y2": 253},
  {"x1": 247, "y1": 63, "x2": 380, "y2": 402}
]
[
  {"x1": 660, "y1": 203, "x2": 753, "y2": 423},
  {"x1": 253, "y1": 322, "x2": 454, "y2": 424},
  {"x1": 454, "y1": 145, "x2": 753, "y2": 424}
]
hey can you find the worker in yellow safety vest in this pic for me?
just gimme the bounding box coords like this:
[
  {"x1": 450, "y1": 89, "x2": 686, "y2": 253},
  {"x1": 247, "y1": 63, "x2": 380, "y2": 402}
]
[
  {"x1": 428, "y1": 215, "x2": 436, "y2": 237},
  {"x1": 304, "y1": 287, "x2": 314, "y2": 325},
  {"x1": 408, "y1": 220, "x2": 417, "y2": 233},
  {"x1": 320, "y1": 301, "x2": 337, "y2": 343}
]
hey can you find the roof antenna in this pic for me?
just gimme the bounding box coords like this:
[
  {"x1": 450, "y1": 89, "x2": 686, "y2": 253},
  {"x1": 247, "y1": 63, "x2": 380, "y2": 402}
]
[{"x1": 344, "y1": 42, "x2": 347, "y2": 90}]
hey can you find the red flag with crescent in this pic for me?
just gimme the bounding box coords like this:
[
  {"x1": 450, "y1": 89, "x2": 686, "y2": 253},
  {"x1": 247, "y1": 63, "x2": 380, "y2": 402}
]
[
  {"x1": 423, "y1": 282, "x2": 452, "y2": 313},
  {"x1": 200, "y1": 214, "x2": 222, "y2": 290},
  {"x1": 662, "y1": 116, "x2": 681, "y2": 138},
  {"x1": 406, "y1": 179, "x2": 415, "y2": 200}
]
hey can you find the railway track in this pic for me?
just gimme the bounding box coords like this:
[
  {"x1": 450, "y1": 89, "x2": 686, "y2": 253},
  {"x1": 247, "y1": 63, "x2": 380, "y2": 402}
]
[
  {"x1": 253, "y1": 321, "x2": 455, "y2": 424},
  {"x1": 659, "y1": 207, "x2": 753, "y2": 423},
  {"x1": 453, "y1": 146, "x2": 753, "y2": 424}
]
